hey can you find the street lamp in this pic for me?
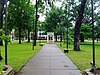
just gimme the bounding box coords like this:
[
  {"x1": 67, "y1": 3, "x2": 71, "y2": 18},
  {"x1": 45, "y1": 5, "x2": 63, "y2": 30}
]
[
  {"x1": 64, "y1": 16, "x2": 69, "y2": 53},
  {"x1": 66, "y1": 17, "x2": 69, "y2": 50},
  {"x1": 5, "y1": 0, "x2": 8, "y2": 65},
  {"x1": 39, "y1": 24, "x2": 42, "y2": 45},
  {"x1": 91, "y1": 0, "x2": 96, "y2": 69},
  {"x1": 32, "y1": 18, "x2": 34, "y2": 50},
  {"x1": 60, "y1": 25, "x2": 62, "y2": 46},
  {"x1": 34, "y1": 0, "x2": 38, "y2": 46}
]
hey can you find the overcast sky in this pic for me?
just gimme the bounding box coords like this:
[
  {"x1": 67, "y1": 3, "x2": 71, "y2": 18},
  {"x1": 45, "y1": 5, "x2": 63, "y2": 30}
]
[
  {"x1": 30, "y1": 0, "x2": 100, "y2": 21},
  {"x1": 30, "y1": 0, "x2": 64, "y2": 21}
]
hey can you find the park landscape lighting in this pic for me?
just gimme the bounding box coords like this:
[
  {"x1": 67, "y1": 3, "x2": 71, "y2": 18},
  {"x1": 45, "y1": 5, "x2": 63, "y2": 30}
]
[
  {"x1": 66, "y1": 17, "x2": 68, "y2": 50},
  {"x1": 34, "y1": 0, "x2": 40, "y2": 46},
  {"x1": 88, "y1": 0, "x2": 100, "y2": 74},
  {"x1": 91, "y1": 0, "x2": 95, "y2": 69},
  {"x1": 60, "y1": 25, "x2": 62, "y2": 46},
  {"x1": 64, "y1": 16, "x2": 69, "y2": 53},
  {"x1": 32, "y1": 18, "x2": 34, "y2": 50},
  {"x1": 34, "y1": 0, "x2": 38, "y2": 46},
  {"x1": 3, "y1": 0, "x2": 8, "y2": 65}
]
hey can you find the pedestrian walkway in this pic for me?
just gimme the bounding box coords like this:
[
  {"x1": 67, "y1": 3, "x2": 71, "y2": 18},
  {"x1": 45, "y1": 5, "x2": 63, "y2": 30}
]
[{"x1": 17, "y1": 44, "x2": 82, "y2": 75}]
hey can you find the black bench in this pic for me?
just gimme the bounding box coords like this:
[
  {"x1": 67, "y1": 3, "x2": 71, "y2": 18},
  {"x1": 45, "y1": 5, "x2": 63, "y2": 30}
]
[{"x1": 64, "y1": 49, "x2": 71, "y2": 53}]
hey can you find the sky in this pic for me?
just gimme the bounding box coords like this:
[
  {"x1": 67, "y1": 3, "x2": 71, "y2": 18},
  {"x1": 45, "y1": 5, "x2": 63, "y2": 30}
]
[
  {"x1": 30, "y1": 0, "x2": 63, "y2": 9},
  {"x1": 37, "y1": 0, "x2": 79, "y2": 21},
  {"x1": 54, "y1": 1, "x2": 62, "y2": 8},
  {"x1": 30, "y1": 0, "x2": 63, "y2": 21},
  {"x1": 30, "y1": 0, "x2": 100, "y2": 22}
]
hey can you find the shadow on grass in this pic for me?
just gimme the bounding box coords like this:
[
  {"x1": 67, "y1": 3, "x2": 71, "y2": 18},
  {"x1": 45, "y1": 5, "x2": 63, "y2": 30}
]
[{"x1": 80, "y1": 42, "x2": 100, "y2": 46}]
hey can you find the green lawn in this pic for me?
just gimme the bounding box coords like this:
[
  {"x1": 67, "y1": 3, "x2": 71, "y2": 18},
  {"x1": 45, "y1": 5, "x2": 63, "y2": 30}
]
[
  {"x1": 57, "y1": 41, "x2": 100, "y2": 71},
  {"x1": 0, "y1": 40, "x2": 42, "y2": 72},
  {"x1": 0, "y1": 40, "x2": 100, "y2": 72}
]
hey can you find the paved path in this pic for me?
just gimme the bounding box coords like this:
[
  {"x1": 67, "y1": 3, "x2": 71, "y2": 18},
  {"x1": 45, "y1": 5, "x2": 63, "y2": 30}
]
[{"x1": 17, "y1": 44, "x2": 82, "y2": 75}]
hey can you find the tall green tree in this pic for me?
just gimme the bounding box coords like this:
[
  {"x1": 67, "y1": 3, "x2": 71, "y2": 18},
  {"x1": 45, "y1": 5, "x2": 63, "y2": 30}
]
[
  {"x1": 61, "y1": 0, "x2": 78, "y2": 45},
  {"x1": 8, "y1": 0, "x2": 34, "y2": 43},
  {"x1": 79, "y1": 0, "x2": 100, "y2": 42},
  {"x1": 80, "y1": 1, "x2": 92, "y2": 42},
  {"x1": 23, "y1": 2, "x2": 35, "y2": 42},
  {"x1": 74, "y1": 0, "x2": 86, "y2": 51},
  {"x1": 44, "y1": 6, "x2": 64, "y2": 33},
  {"x1": 80, "y1": 24, "x2": 91, "y2": 42},
  {"x1": 95, "y1": 12, "x2": 100, "y2": 42},
  {"x1": 33, "y1": 0, "x2": 56, "y2": 45}
]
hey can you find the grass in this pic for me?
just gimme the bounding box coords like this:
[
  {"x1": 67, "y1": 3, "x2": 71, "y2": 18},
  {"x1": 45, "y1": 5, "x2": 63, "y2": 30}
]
[
  {"x1": 57, "y1": 41, "x2": 100, "y2": 71},
  {"x1": 0, "y1": 40, "x2": 99, "y2": 71},
  {"x1": 0, "y1": 40, "x2": 42, "y2": 72}
]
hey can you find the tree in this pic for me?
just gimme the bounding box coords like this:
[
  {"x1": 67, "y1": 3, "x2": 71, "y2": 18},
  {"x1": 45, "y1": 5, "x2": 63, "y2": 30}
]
[
  {"x1": 8, "y1": 0, "x2": 34, "y2": 43},
  {"x1": 23, "y1": 3, "x2": 35, "y2": 42},
  {"x1": 0, "y1": 29, "x2": 4, "y2": 60},
  {"x1": 80, "y1": 24, "x2": 91, "y2": 42},
  {"x1": 74, "y1": 0, "x2": 86, "y2": 51},
  {"x1": 44, "y1": 6, "x2": 64, "y2": 34},
  {"x1": 0, "y1": 0, "x2": 6, "y2": 46},
  {"x1": 0, "y1": 29, "x2": 10, "y2": 61},
  {"x1": 62, "y1": 0, "x2": 78, "y2": 45},
  {"x1": 95, "y1": 12, "x2": 100, "y2": 42},
  {"x1": 43, "y1": 6, "x2": 63, "y2": 41},
  {"x1": 33, "y1": 0, "x2": 56, "y2": 46}
]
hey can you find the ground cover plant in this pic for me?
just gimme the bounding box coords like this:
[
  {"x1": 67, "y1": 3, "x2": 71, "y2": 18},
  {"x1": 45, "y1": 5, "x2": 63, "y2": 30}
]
[
  {"x1": 57, "y1": 41, "x2": 100, "y2": 70},
  {"x1": 0, "y1": 40, "x2": 42, "y2": 72}
]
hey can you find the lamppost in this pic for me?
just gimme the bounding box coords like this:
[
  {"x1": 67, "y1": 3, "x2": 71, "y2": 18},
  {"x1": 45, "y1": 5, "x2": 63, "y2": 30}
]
[
  {"x1": 66, "y1": 17, "x2": 69, "y2": 50},
  {"x1": 34, "y1": 0, "x2": 38, "y2": 46},
  {"x1": 39, "y1": 24, "x2": 42, "y2": 45},
  {"x1": 64, "y1": 17, "x2": 69, "y2": 53},
  {"x1": 32, "y1": 18, "x2": 34, "y2": 50},
  {"x1": 5, "y1": 0, "x2": 8, "y2": 65},
  {"x1": 91, "y1": 0, "x2": 96, "y2": 69},
  {"x1": 60, "y1": 25, "x2": 62, "y2": 46}
]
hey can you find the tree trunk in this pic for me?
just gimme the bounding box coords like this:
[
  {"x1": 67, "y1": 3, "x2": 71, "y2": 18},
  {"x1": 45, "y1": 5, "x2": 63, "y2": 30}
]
[
  {"x1": 63, "y1": 32, "x2": 66, "y2": 44},
  {"x1": 55, "y1": 35, "x2": 57, "y2": 42},
  {"x1": 97, "y1": 38, "x2": 98, "y2": 42},
  {"x1": 0, "y1": 55, "x2": 3, "y2": 61},
  {"x1": 0, "y1": 49, "x2": 3, "y2": 61},
  {"x1": 80, "y1": 37, "x2": 84, "y2": 42},
  {"x1": 80, "y1": 33, "x2": 84, "y2": 42},
  {"x1": 74, "y1": 0, "x2": 86, "y2": 51},
  {"x1": 27, "y1": 30, "x2": 30, "y2": 42},
  {"x1": 18, "y1": 25, "x2": 21, "y2": 44},
  {"x1": 60, "y1": 34, "x2": 62, "y2": 42},
  {"x1": 0, "y1": 0, "x2": 5, "y2": 60},
  {"x1": 0, "y1": 1, "x2": 5, "y2": 46},
  {"x1": 0, "y1": 14, "x2": 3, "y2": 46},
  {"x1": 96, "y1": 34, "x2": 99, "y2": 42}
]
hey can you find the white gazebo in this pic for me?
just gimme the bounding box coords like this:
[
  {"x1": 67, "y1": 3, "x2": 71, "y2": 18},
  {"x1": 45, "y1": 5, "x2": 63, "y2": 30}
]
[{"x1": 47, "y1": 32, "x2": 54, "y2": 43}]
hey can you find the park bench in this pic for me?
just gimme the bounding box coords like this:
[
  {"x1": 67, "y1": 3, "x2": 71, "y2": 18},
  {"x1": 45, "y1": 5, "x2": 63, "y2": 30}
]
[{"x1": 64, "y1": 49, "x2": 71, "y2": 53}]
